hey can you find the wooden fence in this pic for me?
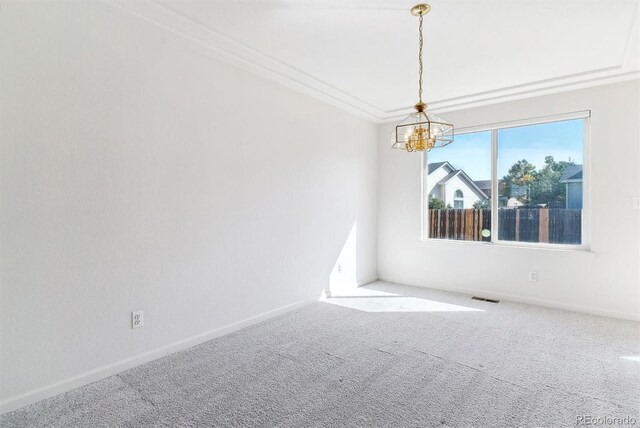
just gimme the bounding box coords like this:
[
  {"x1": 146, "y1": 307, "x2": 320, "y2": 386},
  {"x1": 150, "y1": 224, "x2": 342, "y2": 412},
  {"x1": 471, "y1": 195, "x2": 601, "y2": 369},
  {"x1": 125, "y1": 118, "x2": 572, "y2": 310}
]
[
  {"x1": 429, "y1": 208, "x2": 581, "y2": 244},
  {"x1": 429, "y1": 208, "x2": 492, "y2": 242}
]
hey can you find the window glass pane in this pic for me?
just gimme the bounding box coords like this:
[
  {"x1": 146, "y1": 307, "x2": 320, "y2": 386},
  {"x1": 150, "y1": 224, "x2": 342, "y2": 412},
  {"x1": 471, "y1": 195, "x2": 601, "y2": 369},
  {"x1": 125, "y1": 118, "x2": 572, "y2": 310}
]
[
  {"x1": 497, "y1": 119, "x2": 584, "y2": 245},
  {"x1": 426, "y1": 131, "x2": 492, "y2": 241}
]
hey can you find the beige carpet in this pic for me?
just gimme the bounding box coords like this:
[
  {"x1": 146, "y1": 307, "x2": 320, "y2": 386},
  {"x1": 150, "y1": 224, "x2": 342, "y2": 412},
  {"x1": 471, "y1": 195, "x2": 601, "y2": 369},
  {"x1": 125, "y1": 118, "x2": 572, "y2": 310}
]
[{"x1": 2, "y1": 281, "x2": 639, "y2": 427}]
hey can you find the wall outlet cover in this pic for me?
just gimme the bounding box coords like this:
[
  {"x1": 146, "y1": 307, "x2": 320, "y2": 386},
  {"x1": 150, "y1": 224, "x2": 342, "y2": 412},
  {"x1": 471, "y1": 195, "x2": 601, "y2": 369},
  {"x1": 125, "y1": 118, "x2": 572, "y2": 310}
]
[{"x1": 131, "y1": 310, "x2": 144, "y2": 329}]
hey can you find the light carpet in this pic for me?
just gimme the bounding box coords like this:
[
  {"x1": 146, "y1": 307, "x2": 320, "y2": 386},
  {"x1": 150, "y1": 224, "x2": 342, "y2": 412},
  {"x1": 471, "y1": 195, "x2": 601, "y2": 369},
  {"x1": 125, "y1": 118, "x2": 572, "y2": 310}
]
[{"x1": 2, "y1": 281, "x2": 639, "y2": 427}]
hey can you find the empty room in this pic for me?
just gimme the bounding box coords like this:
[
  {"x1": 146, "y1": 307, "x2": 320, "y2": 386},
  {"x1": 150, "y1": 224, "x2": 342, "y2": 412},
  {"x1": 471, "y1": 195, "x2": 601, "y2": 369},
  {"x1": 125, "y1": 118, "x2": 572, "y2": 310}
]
[{"x1": 1, "y1": 0, "x2": 639, "y2": 427}]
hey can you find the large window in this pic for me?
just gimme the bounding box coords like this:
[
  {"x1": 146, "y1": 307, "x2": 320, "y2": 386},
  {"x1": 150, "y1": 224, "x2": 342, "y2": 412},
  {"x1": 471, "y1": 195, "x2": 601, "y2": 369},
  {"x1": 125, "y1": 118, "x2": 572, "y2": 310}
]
[
  {"x1": 426, "y1": 131, "x2": 492, "y2": 242},
  {"x1": 425, "y1": 113, "x2": 588, "y2": 248}
]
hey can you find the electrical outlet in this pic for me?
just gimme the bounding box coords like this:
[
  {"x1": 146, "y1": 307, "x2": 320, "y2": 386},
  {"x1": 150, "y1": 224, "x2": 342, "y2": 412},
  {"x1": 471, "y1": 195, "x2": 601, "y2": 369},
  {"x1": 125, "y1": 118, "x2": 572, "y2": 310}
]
[
  {"x1": 528, "y1": 272, "x2": 538, "y2": 282},
  {"x1": 131, "y1": 310, "x2": 144, "y2": 329},
  {"x1": 337, "y1": 264, "x2": 342, "y2": 273},
  {"x1": 633, "y1": 196, "x2": 640, "y2": 210}
]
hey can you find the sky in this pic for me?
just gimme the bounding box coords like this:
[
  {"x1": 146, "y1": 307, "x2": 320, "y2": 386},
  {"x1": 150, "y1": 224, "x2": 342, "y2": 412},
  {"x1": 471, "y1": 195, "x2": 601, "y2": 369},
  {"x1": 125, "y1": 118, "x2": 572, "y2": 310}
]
[{"x1": 426, "y1": 119, "x2": 584, "y2": 181}]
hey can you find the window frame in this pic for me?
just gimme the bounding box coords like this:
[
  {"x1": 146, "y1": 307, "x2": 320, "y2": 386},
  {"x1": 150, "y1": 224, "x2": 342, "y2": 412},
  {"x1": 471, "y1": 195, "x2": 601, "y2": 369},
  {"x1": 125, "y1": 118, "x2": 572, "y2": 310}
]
[{"x1": 421, "y1": 110, "x2": 591, "y2": 251}]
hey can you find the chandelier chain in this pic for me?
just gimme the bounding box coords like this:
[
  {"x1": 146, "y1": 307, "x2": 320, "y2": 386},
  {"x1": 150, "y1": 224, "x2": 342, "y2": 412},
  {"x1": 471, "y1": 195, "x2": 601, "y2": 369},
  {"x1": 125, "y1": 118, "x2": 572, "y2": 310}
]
[{"x1": 418, "y1": 13, "x2": 424, "y2": 104}]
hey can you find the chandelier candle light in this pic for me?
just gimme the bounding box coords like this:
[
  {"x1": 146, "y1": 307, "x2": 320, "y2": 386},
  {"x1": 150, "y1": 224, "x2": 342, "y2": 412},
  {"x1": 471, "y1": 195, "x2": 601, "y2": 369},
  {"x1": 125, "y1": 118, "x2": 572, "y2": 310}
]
[{"x1": 391, "y1": 3, "x2": 454, "y2": 152}]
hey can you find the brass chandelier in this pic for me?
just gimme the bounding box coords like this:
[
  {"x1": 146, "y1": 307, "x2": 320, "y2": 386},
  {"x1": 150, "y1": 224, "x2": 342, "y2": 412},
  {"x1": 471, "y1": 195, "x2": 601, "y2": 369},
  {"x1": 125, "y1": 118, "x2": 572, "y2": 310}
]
[{"x1": 391, "y1": 3, "x2": 454, "y2": 152}]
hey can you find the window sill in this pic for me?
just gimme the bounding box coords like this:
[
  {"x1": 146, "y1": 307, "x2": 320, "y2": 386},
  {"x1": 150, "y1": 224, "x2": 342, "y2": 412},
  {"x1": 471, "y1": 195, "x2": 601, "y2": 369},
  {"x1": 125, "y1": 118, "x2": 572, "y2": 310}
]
[{"x1": 418, "y1": 238, "x2": 593, "y2": 253}]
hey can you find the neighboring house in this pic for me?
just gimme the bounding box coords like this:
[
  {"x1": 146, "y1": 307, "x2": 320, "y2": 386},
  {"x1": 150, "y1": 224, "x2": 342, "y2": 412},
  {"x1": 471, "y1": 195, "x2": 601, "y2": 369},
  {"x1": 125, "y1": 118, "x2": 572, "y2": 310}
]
[
  {"x1": 471, "y1": 179, "x2": 527, "y2": 206},
  {"x1": 560, "y1": 164, "x2": 583, "y2": 209},
  {"x1": 428, "y1": 162, "x2": 488, "y2": 209},
  {"x1": 473, "y1": 180, "x2": 491, "y2": 198},
  {"x1": 506, "y1": 198, "x2": 524, "y2": 208}
]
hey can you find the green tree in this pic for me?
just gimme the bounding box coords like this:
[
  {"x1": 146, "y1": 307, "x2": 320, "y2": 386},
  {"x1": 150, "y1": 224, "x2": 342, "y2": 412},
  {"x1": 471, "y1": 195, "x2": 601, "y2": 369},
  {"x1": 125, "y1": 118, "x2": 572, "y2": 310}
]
[
  {"x1": 428, "y1": 195, "x2": 446, "y2": 209},
  {"x1": 529, "y1": 156, "x2": 575, "y2": 206},
  {"x1": 502, "y1": 159, "x2": 537, "y2": 203},
  {"x1": 473, "y1": 199, "x2": 491, "y2": 209}
]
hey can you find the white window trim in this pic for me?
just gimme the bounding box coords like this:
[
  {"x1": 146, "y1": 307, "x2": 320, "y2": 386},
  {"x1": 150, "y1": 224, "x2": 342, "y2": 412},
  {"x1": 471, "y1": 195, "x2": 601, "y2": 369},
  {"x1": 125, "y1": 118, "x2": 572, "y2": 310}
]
[{"x1": 421, "y1": 110, "x2": 591, "y2": 251}]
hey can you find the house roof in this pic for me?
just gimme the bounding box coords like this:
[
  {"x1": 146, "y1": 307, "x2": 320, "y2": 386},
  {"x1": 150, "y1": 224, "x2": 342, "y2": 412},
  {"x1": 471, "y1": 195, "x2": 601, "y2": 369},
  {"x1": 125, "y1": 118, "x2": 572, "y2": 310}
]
[
  {"x1": 560, "y1": 165, "x2": 583, "y2": 181},
  {"x1": 428, "y1": 163, "x2": 488, "y2": 199},
  {"x1": 473, "y1": 180, "x2": 492, "y2": 190},
  {"x1": 427, "y1": 161, "x2": 449, "y2": 174},
  {"x1": 437, "y1": 170, "x2": 461, "y2": 185},
  {"x1": 456, "y1": 170, "x2": 489, "y2": 199}
]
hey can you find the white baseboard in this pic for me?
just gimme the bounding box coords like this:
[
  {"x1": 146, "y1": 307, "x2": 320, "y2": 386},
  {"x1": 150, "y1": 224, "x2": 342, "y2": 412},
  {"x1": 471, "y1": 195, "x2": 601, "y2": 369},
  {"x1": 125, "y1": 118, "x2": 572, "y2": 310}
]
[
  {"x1": 0, "y1": 295, "x2": 319, "y2": 416},
  {"x1": 377, "y1": 276, "x2": 640, "y2": 322}
]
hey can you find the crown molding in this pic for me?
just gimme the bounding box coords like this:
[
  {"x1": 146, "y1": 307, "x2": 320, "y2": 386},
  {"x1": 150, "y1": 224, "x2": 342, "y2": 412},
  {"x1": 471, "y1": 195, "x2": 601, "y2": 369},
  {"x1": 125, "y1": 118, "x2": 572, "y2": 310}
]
[
  {"x1": 383, "y1": 69, "x2": 640, "y2": 122},
  {"x1": 100, "y1": 0, "x2": 639, "y2": 124}
]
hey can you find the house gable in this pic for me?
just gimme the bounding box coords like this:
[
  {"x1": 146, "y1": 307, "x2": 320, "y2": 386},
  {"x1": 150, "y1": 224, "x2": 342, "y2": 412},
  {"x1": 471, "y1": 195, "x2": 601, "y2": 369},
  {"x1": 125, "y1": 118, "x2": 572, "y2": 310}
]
[
  {"x1": 438, "y1": 170, "x2": 488, "y2": 200},
  {"x1": 427, "y1": 162, "x2": 489, "y2": 208}
]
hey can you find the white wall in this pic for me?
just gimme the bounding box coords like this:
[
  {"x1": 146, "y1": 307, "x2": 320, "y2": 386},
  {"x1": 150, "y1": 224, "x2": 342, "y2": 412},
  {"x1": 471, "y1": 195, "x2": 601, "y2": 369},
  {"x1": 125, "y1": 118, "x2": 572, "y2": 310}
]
[
  {"x1": 378, "y1": 80, "x2": 640, "y2": 320},
  {"x1": 0, "y1": 0, "x2": 377, "y2": 412}
]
